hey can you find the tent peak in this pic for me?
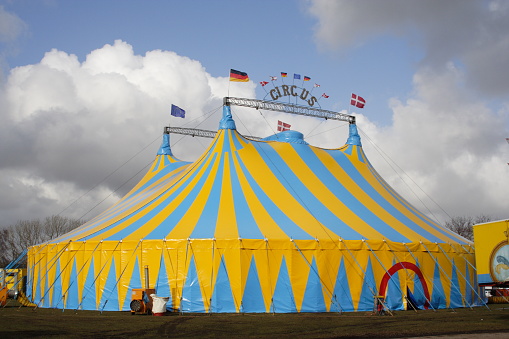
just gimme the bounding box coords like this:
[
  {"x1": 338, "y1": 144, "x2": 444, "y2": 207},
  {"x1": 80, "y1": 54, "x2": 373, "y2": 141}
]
[
  {"x1": 219, "y1": 105, "x2": 236, "y2": 130},
  {"x1": 346, "y1": 123, "x2": 362, "y2": 147},
  {"x1": 157, "y1": 127, "x2": 174, "y2": 155}
]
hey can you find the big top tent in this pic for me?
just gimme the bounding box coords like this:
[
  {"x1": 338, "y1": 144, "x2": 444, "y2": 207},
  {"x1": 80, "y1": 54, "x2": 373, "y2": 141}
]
[{"x1": 26, "y1": 100, "x2": 483, "y2": 313}]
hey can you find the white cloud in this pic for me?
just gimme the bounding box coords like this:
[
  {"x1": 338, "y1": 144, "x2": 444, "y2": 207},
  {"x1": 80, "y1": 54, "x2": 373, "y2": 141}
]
[
  {"x1": 360, "y1": 66, "x2": 509, "y2": 222},
  {"x1": 308, "y1": 0, "x2": 509, "y2": 95},
  {"x1": 0, "y1": 5, "x2": 26, "y2": 43},
  {"x1": 0, "y1": 40, "x2": 256, "y2": 226},
  {"x1": 307, "y1": 0, "x2": 509, "y2": 221}
]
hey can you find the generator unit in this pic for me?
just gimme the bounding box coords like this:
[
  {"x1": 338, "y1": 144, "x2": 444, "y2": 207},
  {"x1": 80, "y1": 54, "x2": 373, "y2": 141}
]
[{"x1": 130, "y1": 288, "x2": 156, "y2": 315}]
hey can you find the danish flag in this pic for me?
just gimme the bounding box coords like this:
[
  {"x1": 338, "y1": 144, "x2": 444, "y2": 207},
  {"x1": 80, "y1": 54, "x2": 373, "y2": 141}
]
[
  {"x1": 277, "y1": 120, "x2": 291, "y2": 132},
  {"x1": 350, "y1": 93, "x2": 366, "y2": 108}
]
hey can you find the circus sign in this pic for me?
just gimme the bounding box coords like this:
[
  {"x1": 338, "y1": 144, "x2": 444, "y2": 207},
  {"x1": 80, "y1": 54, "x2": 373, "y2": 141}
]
[{"x1": 260, "y1": 73, "x2": 326, "y2": 108}]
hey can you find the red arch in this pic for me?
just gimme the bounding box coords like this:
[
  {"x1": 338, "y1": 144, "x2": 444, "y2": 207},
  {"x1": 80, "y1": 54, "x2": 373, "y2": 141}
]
[{"x1": 378, "y1": 262, "x2": 430, "y2": 309}]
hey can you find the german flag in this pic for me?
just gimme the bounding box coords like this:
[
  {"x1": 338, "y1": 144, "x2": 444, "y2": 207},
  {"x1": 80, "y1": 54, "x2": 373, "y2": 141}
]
[
  {"x1": 230, "y1": 69, "x2": 249, "y2": 82},
  {"x1": 304, "y1": 76, "x2": 311, "y2": 81},
  {"x1": 281, "y1": 72, "x2": 288, "y2": 77}
]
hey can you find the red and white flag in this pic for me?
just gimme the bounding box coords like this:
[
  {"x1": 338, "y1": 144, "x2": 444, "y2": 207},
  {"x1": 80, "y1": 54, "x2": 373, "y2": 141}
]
[
  {"x1": 314, "y1": 83, "x2": 320, "y2": 88},
  {"x1": 322, "y1": 93, "x2": 329, "y2": 98},
  {"x1": 260, "y1": 81, "x2": 269, "y2": 86},
  {"x1": 350, "y1": 93, "x2": 366, "y2": 108},
  {"x1": 270, "y1": 76, "x2": 277, "y2": 81},
  {"x1": 277, "y1": 120, "x2": 291, "y2": 132}
]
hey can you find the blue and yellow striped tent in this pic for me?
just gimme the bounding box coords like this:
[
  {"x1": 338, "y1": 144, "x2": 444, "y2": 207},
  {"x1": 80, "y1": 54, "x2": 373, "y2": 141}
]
[{"x1": 27, "y1": 104, "x2": 482, "y2": 312}]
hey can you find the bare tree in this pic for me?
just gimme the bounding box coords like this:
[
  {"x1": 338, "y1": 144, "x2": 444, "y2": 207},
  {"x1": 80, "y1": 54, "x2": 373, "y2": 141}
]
[
  {"x1": 1, "y1": 215, "x2": 85, "y2": 267},
  {"x1": 445, "y1": 214, "x2": 493, "y2": 241}
]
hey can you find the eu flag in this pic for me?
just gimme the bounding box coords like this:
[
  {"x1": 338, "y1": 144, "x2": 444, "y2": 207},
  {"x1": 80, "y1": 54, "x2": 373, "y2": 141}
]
[
  {"x1": 171, "y1": 104, "x2": 186, "y2": 118},
  {"x1": 294, "y1": 74, "x2": 301, "y2": 80}
]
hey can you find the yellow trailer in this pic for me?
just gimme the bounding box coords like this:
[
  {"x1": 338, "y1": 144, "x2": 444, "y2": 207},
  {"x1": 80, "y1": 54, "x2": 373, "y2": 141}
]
[
  {"x1": 473, "y1": 219, "x2": 509, "y2": 285},
  {"x1": 0, "y1": 268, "x2": 35, "y2": 306}
]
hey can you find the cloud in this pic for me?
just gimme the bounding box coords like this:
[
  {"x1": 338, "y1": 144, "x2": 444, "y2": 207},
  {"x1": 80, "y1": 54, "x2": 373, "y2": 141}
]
[
  {"x1": 0, "y1": 5, "x2": 27, "y2": 43},
  {"x1": 308, "y1": 0, "x2": 509, "y2": 221},
  {"x1": 357, "y1": 64, "x2": 509, "y2": 221},
  {"x1": 308, "y1": 0, "x2": 509, "y2": 95},
  {"x1": 0, "y1": 40, "x2": 255, "y2": 226}
]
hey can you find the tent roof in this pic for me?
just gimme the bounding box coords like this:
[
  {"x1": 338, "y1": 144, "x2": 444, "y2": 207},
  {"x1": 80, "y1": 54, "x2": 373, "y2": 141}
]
[{"x1": 53, "y1": 105, "x2": 469, "y2": 244}]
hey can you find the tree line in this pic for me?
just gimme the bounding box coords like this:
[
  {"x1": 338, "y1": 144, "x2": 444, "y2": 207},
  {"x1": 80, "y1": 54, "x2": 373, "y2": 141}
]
[{"x1": 0, "y1": 215, "x2": 84, "y2": 267}]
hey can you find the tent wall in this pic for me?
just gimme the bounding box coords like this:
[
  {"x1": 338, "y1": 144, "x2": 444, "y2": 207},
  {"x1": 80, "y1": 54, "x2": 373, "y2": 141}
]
[{"x1": 27, "y1": 239, "x2": 480, "y2": 312}]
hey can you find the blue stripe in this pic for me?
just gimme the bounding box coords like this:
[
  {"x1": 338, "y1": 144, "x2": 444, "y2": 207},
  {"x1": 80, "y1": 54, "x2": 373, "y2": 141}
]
[
  {"x1": 189, "y1": 156, "x2": 224, "y2": 238},
  {"x1": 231, "y1": 132, "x2": 246, "y2": 152},
  {"x1": 238, "y1": 146, "x2": 313, "y2": 240},
  {"x1": 293, "y1": 146, "x2": 409, "y2": 242},
  {"x1": 81, "y1": 153, "x2": 216, "y2": 241},
  {"x1": 326, "y1": 148, "x2": 455, "y2": 243},
  {"x1": 229, "y1": 153, "x2": 265, "y2": 239},
  {"x1": 121, "y1": 154, "x2": 219, "y2": 240},
  {"x1": 55, "y1": 163, "x2": 190, "y2": 242},
  {"x1": 251, "y1": 142, "x2": 364, "y2": 240}
]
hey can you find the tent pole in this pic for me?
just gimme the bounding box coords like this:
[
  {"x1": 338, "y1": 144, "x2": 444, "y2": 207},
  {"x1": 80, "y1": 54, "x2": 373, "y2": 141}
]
[
  {"x1": 291, "y1": 239, "x2": 341, "y2": 313},
  {"x1": 70, "y1": 241, "x2": 102, "y2": 313},
  {"x1": 75, "y1": 240, "x2": 121, "y2": 312},
  {"x1": 419, "y1": 242, "x2": 458, "y2": 313},
  {"x1": 436, "y1": 243, "x2": 488, "y2": 310},
  {"x1": 52, "y1": 241, "x2": 86, "y2": 310},
  {"x1": 34, "y1": 241, "x2": 73, "y2": 310},
  {"x1": 459, "y1": 244, "x2": 491, "y2": 309},
  {"x1": 100, "y1": 239, "x2": 143, "y2": 313},
  {"x1": 340, "y1": 239, "x2": 382, "y2": 312}
]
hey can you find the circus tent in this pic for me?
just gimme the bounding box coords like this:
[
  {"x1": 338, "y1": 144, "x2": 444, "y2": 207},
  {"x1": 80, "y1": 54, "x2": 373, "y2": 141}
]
[{"x1": 26, "y1": 103, "x2": 483, "y2": 313}]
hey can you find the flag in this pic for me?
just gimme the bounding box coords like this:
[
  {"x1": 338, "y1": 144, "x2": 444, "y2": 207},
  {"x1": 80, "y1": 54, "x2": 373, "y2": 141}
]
[
  {"x1": 260, "y1": 81, "x2": 269, "y2": 86},
  {"x1": 230, "y1": 69, "x2": 249, "y2": 82},
  {"x1": 322, "y1": 93, "x2": 329, "y2": 98},
  {"x1": 171, "y1": 104, "x2": 186, "y2": 118},
  {"x1": 294, "y1": 74, "x2": 301, "y2": 80},
  {"x1": 350, "y1": 93, "x2": 366, "y2": 108},
  {"x1": 314, "y1": 83, "x2": 320, "y2": 88},
  {"x1": 270, "y1": 76, "x2": 277, "y2": 81},
  {"x1": 277, "y1": 120, "x2": 291, "y2": 132},
  {"x1": 281, "y1": 72, "x2": 287, "y2": 77},
  {"x1": 304, "y1": 76, "x2": 311, "y2": 81}
]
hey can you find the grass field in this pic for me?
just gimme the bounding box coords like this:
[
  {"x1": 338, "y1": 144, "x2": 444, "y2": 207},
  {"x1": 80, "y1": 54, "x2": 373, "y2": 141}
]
[{"x1": 1, "y1": 301, "x2": 509, "y2": 338}]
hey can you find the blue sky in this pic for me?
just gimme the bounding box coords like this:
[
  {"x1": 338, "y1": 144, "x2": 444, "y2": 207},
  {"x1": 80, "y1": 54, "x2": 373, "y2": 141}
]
[{"x1": 0, "y1": 0, "x2": 508, "y2": 227}]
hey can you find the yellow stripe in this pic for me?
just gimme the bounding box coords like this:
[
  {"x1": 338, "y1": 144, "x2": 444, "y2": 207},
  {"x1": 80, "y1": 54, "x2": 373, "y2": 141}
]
[
  {"x1": 273, "y1": 143, "x2": 387, "y2": 240},
  {"x1": 231, "y1": 150, "x2": 289, "y2": 239},
  {"x1": 165, "y1": 155, "x2": 222, "y2": 239},
  {"x1": 214, "y1": 153, "x2": 239, "y2": 239},
  {"x1": 237, "y1": 143, "x2": 338, "y2": 240},
  {"x1": 84, "y1": 152, "x2": 217, "y2": 241},
  {"x1": 344, "y1": 146, "x2": 459, "y2": 243},
  {"x1": 310, "y1": 146, "x2": 424, "y2": 241}
]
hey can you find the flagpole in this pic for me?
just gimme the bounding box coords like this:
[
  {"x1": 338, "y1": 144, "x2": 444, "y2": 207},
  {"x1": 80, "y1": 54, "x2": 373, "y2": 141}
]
[
  {"x1": 348, "y1": 93, "x2": 351, "y2": 116},
  {"x1": 227, "y1": 70, "x2": 231, "y2": 97}
]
